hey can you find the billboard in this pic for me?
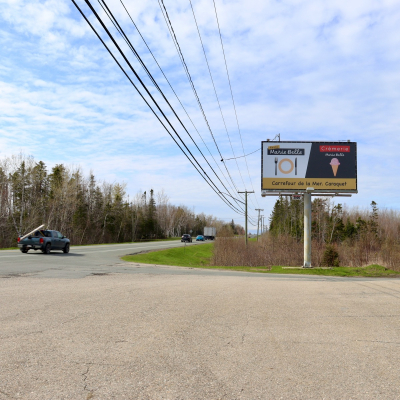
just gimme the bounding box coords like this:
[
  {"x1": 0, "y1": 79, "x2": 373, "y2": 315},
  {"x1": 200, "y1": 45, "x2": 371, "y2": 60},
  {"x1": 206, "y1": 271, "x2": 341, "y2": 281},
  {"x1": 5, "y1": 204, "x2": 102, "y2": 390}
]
[{"x1": 261, "y1": 141, "x2": 357, "y2": 193}]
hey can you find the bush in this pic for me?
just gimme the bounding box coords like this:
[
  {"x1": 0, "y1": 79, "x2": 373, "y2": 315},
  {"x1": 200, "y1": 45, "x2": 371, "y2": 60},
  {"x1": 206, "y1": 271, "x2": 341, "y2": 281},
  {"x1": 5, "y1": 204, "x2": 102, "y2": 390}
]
[
  {"x1": 211, "y1": 234, "x2": 400, "y2": 271},
  {"x1": 216, "y1": 225, "x2": 234, "y2": 238},
  {"x1": 322, "y1": 244, "x2": 340, "y2": 267}
]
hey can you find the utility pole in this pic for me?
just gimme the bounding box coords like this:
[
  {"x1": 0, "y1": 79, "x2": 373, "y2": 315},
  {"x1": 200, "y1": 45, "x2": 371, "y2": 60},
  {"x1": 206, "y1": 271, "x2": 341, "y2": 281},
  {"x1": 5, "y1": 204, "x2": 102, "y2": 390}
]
[
  {"x1": 255, "y1": 209, "x2": 264, "y2": 241},
  {"x1": 238, "y1": 191, "x2": 254, "y2": 245}
]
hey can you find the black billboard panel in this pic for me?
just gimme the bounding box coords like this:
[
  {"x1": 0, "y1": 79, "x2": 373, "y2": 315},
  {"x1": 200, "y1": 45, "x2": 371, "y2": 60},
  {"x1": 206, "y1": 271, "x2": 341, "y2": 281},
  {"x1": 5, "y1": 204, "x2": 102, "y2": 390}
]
[{"x1": 261, "y1": 141, "x2": 357, "y2": 193}]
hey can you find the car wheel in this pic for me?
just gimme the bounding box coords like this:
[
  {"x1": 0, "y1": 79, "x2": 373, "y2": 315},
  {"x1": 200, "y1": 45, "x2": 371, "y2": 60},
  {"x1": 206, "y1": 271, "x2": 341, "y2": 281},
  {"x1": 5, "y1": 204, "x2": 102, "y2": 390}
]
[
  {"x1": 63, "y1": 243, "x2": 70, "y2": 254},
  {"x1": 44, "y1": 243, "x2": 51, "y2": 254},
  {"x1": 20, "y1": 248, "x2": 28, "y2": 253}
]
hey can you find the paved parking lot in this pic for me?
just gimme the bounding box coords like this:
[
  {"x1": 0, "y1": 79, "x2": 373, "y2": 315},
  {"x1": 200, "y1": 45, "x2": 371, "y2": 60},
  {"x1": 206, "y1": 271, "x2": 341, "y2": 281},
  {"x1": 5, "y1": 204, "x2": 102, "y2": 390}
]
[{"x1": 1, "y1": 251, "x2": 400, "y2": 399}]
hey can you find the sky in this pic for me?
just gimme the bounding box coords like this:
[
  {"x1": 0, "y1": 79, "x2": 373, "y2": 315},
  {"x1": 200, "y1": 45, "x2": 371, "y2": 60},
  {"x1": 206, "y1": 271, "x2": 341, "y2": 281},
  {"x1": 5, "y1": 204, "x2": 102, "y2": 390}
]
[{"x1": 1, "y1": 0, "x2": 400, "y2": 231}]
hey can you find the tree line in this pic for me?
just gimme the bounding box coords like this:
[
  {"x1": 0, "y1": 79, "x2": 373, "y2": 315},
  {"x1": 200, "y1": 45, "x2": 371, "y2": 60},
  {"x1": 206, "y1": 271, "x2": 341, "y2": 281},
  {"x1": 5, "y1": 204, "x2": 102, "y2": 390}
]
[
  {"x1": 0, "y1": 154, "x2": 242, "y2": 248},
  {"x1": 268, "y1": 196, "x2": 388, "y2": 243},
  {"x1": 267, "y1": 196, "x2": 400, "y2": 268}
]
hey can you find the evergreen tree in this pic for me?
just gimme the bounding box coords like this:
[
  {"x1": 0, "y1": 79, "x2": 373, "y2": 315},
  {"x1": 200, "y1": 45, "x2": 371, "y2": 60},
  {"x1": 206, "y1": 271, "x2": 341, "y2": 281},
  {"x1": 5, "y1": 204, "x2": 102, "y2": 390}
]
[
  {"x1": 147, "y1": 189, "x2": 157, "y2": 237},
  {"x1": 0, "y1": 154, "x2": 245, "y2": 247},
  {"x1": 369, "y1": 201, "x2": 379, "y2": 235}
]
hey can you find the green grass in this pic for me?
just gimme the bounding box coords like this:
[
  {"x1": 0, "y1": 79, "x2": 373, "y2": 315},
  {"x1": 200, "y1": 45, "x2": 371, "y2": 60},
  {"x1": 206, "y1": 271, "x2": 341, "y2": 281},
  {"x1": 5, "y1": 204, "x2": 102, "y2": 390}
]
[
  {"x1": 268, "y1": 264, "x2": 399, "y2": 277},
  {"x1": 121, "y1": 243, "x2": 399, "y2": 277},
  {"x1": 0, "y1": 247, "x2": 18, "y2": 250},
  {"x1": 122, "y1": 243, "x2": 213, "y2": 267}
]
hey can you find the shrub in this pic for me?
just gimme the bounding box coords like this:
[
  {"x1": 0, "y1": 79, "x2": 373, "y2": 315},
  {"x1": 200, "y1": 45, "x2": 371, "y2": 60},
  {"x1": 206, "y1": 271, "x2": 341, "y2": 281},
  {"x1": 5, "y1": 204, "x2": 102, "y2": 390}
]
[
  {"x1": 211, "y1": 234, "x2": 400, "y2": 271},
  {"x1": 322, "y1": 244, "x2": 340, "y2": 267}
]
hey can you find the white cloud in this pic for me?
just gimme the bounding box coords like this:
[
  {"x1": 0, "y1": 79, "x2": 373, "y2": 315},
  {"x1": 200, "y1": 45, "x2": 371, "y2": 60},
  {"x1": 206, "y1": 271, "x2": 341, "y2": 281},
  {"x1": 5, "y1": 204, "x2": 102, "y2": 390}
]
[{"x1": 1, "y1": 0, "x2": 400, "y2": 227}]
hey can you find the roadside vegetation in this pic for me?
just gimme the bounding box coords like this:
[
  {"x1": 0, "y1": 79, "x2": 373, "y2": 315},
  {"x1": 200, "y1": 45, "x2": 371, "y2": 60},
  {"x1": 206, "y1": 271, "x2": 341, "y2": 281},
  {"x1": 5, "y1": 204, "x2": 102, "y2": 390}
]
[
  {"x1": 122, "y1": 243, "x2": 213, "y2": 267},
  {"x1": 212, "y1": 197, "x2": 400, "y2": 272},
  {"x1": 123, "y1": 198, "x2": 400, "y2": 276},
  {"x1": 121, "y1": 242, "x2": 399, "y2": 277},
  {"x1": 0, "y1": 154, "x2": 243, "y2": 248}
]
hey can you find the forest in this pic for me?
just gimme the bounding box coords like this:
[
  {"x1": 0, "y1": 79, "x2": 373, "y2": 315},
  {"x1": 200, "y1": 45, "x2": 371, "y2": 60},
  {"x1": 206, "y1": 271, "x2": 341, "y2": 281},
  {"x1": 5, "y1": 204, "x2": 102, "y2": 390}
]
[
  {"x1": 0, "y1": 154, "x2": 243, "y2": 248},
  {"x1": 267, "y1": 195, "x2": 400, "y2": 268},
  {"x1": 212, "y1": 195, "x2": 400, "y2": 270}
]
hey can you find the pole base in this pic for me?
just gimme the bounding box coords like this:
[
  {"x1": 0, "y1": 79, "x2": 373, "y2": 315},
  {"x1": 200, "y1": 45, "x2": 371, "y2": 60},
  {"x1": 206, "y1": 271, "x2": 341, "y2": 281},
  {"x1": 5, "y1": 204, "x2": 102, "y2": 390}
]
[{"x1": 303, "y1": 263, "x2": 312, "y2": 268}]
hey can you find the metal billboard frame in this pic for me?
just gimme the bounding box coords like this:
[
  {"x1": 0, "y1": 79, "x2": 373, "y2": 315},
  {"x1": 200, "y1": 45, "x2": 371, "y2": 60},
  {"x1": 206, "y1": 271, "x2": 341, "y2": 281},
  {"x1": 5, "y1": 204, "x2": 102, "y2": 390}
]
[
  {"x1": 260, "y1": 140, "x2": 358, "y2": 268},
  {"x1": 261, "y1": 140, "x2": 357, "y2": 196}
]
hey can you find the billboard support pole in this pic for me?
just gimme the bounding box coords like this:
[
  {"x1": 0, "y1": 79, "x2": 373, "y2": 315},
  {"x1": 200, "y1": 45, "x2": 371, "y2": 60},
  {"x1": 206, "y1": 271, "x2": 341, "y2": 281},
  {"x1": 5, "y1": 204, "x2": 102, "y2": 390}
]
[
  {"x1": 303, "y1": 189, "x2": 313, "y2": 268},
  {"x1": 261, "y1": 141, "x2": 357, "y2": 266}
]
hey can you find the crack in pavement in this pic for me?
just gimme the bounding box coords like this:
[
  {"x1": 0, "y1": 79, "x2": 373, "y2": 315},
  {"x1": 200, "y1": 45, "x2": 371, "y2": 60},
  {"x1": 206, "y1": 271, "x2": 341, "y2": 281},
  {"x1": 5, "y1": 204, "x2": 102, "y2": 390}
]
[
  {"x1": 241, "y1": 313, "x2": 250, "y2": 344},
  {"x1": 82, "y1": 366, "x2": 92, "y2": 395}
]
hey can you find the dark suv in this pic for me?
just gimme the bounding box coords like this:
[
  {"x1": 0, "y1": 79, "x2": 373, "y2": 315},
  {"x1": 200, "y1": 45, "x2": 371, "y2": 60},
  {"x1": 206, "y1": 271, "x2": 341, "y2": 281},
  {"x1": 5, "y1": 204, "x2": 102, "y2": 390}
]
[{"x1": 181, "y1": 234, "x2": 192, "y2": 243}]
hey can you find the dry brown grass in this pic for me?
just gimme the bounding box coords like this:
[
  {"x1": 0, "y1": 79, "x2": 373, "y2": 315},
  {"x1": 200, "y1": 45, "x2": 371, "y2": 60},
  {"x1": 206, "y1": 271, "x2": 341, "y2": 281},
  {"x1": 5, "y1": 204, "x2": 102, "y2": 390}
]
[
  {"x1": 215, "y1": 204, "x2": 400, "y2": 270},
  {"x1": 337, "y1": 237, "x2": 400, "y2": 271},
  {"x1": 211, "y1": 236, "x2": 305, "y2": 268},
  {"x1": 212, "y1": 234, "x2": 400, "y2": 271}
]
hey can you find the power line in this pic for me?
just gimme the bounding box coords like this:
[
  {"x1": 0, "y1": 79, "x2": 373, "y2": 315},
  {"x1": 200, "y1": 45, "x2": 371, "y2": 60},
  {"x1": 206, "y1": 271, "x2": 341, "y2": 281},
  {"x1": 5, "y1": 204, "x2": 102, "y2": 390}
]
[
  {"x1": 71, "y1": 0, "x2": 245, "y2": 215},
  {"x1": 183, "y1": 0, "x2": 258, "y2": 220},
  {"x1": 158, "y1": 0, "x2": 222, "y2": 158},
  {"x1": 157, "y1": 0, "x2": 246, "y2": 204},
  {"x1": 225, "y1": 148, "x2": 260, "y2": 160},
  {"x1": 188, "y1": 0, "x2": 247, "y2": 193},
  {"x1": 187, "y1": 0, "x2": 257, "y2": 224},
  {"x1": 212, "y1": 0, "x2": 261, "y2": 210},
  {"x1": 112, "y1": 0, "x2": 246, "y2": 213},
  {"x1": 187, "y1": 0, "x2": 258, "y2": 222},
  {"x1": 97, "y1": 0, "x2": 246, "y2": 214}
]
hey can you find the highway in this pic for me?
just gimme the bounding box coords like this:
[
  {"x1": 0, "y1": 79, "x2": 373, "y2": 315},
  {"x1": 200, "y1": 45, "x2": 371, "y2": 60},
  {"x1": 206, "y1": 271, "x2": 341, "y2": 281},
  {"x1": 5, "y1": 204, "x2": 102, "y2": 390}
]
[
  {"x1": 0, "y1": 240, "x2": 207, "y2": 279},
  {"x1": 1, "y1": 241, "x2": 400, "y2": 399},
  {"x1": 0, "y1": 240, "x2": 329, "y2": 280}
]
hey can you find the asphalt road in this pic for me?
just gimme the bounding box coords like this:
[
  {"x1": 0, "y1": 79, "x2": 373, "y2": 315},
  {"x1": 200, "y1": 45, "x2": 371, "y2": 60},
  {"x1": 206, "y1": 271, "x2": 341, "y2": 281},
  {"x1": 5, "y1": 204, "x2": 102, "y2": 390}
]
[
  {"x1": 0, "y1": 240, "x2": 207, "y2": 279},
  {"x1": 1, "y1": 242, "x2": 400, "y2": 399}
]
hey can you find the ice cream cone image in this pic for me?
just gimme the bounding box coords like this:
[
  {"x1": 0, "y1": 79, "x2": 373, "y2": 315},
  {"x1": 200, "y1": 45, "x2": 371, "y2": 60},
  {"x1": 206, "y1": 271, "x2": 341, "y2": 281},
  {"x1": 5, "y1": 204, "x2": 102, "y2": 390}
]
[{"x1": 330, "y1": 158, "x2": 340, "y2": 176}]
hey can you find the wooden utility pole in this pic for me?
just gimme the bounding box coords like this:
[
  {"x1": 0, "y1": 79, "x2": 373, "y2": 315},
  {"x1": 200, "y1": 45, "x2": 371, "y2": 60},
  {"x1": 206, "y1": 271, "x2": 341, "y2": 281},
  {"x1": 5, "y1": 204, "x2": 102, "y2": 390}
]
[
  {"x1": 255, "y1": 209, "x2": 264, "y2": 241},
  {"x1": 238, "y1": 191, "x2": 254, "y2": 245}
]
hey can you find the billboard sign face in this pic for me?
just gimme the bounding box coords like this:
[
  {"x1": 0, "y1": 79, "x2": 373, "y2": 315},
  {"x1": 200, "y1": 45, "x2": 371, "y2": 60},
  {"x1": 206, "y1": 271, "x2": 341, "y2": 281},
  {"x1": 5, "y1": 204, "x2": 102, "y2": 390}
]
[{"x1": 261, "y1": 141, "x2": 357, "y2": 193}]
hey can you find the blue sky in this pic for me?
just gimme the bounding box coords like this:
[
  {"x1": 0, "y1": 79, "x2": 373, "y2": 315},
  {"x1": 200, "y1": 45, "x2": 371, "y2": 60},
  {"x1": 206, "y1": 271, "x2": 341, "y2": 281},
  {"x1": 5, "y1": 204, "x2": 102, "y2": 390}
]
[{"x1": 1, "y1": 0, "x2": 400, "y2": 230}]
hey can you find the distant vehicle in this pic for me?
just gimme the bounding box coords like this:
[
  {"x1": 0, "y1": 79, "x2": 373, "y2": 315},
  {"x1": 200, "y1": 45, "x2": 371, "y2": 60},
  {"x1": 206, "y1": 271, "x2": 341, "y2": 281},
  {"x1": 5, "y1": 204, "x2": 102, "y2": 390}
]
[
  {"x1": 18, "y1": 229, "x2": 70, "y2": 254},
  {"x1": 204, "y1": 226, "x2": 216, "y2": 240},
  {"x1": 196, "y1": 235, "x2": 205, "y2": 241},
  {"x1": 181, "y1": 234, "x2": 192, "y2": 243}
]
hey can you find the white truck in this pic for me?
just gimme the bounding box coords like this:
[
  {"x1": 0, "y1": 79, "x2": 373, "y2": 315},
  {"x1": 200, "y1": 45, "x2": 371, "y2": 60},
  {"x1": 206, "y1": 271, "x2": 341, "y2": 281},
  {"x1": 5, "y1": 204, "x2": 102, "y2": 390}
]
[{"x1": 203, "y1": 227, "x2": 216, "y2": 240}]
